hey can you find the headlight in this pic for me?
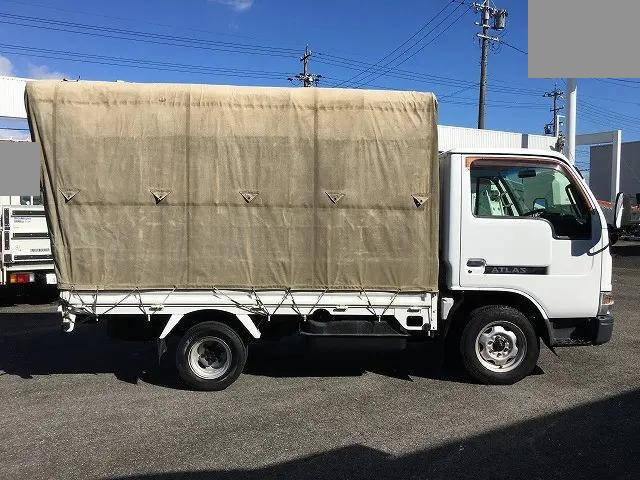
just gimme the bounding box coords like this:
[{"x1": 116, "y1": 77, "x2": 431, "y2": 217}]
[{"x1": 598, "y1": 292, "x2": 614, "y2": 316}]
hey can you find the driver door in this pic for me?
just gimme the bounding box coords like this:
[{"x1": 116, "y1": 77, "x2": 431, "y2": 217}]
[{"x1": 460, "y1": 156, "x2": 603, "y2": 319}]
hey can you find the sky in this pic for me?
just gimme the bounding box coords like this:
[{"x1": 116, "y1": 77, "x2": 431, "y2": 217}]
[{"x1": 0, "y1": 0, "x2": 639, "y2": 174}]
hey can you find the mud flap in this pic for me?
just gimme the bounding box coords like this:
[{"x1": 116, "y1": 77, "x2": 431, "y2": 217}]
[{"x1": 157, "y1": 338, "x2": 167, "y2": 364}]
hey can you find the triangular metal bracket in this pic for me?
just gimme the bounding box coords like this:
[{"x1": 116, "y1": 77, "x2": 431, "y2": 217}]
[
  {"x1": 412, "y1": 193, "x2": 429, "y2": 208},
  {"x1": 149, "y1": 189, "x2": 171, "y2": 204},
  {"x1": 59, "y1": 188, "x2": 80, "y2": 202},
  {"x1": 325, "y1": 191, "x2": 345, "y2": 205},
  {"x1": 239, "y1": 190, "x2": 260, "y2": 204}
]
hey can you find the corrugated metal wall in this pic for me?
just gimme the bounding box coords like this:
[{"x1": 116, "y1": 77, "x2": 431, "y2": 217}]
[
  {"x1": 0, "y1": 76, "x2": 32, "y2": 119},
  {"x1": 438, "y1": 125, "x2": 557, "y2": 152}
]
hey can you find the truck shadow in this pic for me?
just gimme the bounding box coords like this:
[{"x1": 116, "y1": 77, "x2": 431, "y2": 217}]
[
  {"x1": 611, "y1": 243, "x2": 640, "y2": 257},
  {"x1": 0, "y1": 314, "x2": 497, "y2": 388},
  {"x1": 106, "y1": 388, "x2": 640, "y2": 480},
  {"x1": 243, "y1": 336, "x2": 474, "y2": 384},
  {"x1": 0, "y1": 314, "x2": 155, "y2": 385},
  {"x1": 0, "y1": 286, "x2": 58, "y2": 307}
]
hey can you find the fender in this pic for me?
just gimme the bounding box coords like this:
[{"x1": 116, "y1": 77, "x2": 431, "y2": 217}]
[
  {"x1": 449, "y1": 286, "x2": 556, "y2": 345},
  {"x1": 158, "y1": 309, "x2": 261, "y2": 340}
]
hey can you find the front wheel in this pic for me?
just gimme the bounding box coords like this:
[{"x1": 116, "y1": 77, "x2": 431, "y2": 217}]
[
  {"x1": 460, "y1": 305, "x2": 539, "y2": 385},
  {"x1": 175, "y1": 321, "x2": 247, "y2": 391}
]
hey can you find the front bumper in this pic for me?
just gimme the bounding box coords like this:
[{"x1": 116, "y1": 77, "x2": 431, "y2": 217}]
[
  {"x1": 550, "y1": 314, "x2": 614, "y2": 346},
  {"x1": 593, "y1": 314, "x2": 614, "y2": 345}
]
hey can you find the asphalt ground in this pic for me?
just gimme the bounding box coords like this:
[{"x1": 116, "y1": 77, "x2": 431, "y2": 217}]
[{"x1": 0, "y1": 242, "x2": 639, "y2": 480}]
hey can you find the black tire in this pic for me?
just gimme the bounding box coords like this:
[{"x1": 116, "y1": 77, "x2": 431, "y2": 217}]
[
  {"x1": 175, "y1": 321, "x2": 247, "y2": 391},
  {"x1": 608, "y1": 229, "x2": 619, "y2": 246},
  {"x1": 460, "y1": 305, "x2": 539, "y2": 385}
]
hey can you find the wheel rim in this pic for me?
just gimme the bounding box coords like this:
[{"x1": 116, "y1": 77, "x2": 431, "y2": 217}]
[
  {"x1": 474, "y1": 321, "x2": 527, "y2": 373},
  {"x1": 188, "y1": 336, "x2": 233, "y2": 380}
]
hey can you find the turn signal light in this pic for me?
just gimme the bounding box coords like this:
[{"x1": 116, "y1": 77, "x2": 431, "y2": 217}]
[
  {"x1": 598, "y1": 292, "x2": 614, "y2": 316},
  {"x1": 9, "y1": 273, "x2": 35, "y2": 284}
]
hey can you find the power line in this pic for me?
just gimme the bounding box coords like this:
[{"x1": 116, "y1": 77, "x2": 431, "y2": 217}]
[
  {"x1": 500, "y1": 39, "x2": 527, "y2": 55},
  {"x1": 0, "y1": 12, "x2": 299, "y2": 58},
  {"x1": 0, "y1": 43, "x2": 294, "y2": 80},
  {"x1": 316, "y1": 54, "x2": 540, "y2": 97},
  {"x1": 445, "y1": 100, "x2": 547, "y2": 109},
  {"x1": 0, "y1": 9, "x2": 549, "y2": 109},
  {"x1": 332, "y1": 0, "x2": 457, "y2": 88},
  {"x1": 317, "y1": 56, "x2": 468, "y2": 88},
  {"x1": 0, "y1": 42, "x2": 488, "y2": 95},
  {"x1": 581, "y1": 92, "x2": 640, "y2": 107},
  {"x1": 594, "y1": 79, "x2": 640, "y2": 89},
  {"x1": 439, "y1": 85, "x2": 476, "y2": 98},
  {"x1": 0, "y1": 12, "x2": 299, "y2": 53},
  {"x1": 606, "y1": 78, "x2": 640, "y2": 84},
  {"x1": 455, "y1": 99, "x2": 546, "y2": 107},
  {"x1": 0, "y1": 40, "x2": 551, "y2": 112},
  {"x1": 0, "y1": 41, "x2": 470, "y2": 94},
  {"x1": 0, "y1": 0, "x2": 264, "y2": 42},
  {"x1": 355, "y1": 2, "x2": 472, "y2": 88},
  {"x1": 315, "y1": 50, "x2": 542, "y2": 94},
  {"x1": 581, "y1": 99, "x2": 640, "y2": 125},
  {"x1": 318, "y1": 61, "x2": 457, "y2": 88},
  {"x1": 578, "y1": 105, "x2": 640, "y2": 136},
  {"x1": 1, "y1": 42, "x2": 546, "y2": 112},
  {"x1": 332, "y1": 0, "x2": 456, "y2": 88}
]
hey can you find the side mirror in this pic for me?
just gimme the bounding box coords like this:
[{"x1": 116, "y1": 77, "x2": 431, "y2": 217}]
[
  {"x1": 533, "y1": 198, "x2": 547, "y2": 210},
  {"x1": 613, "y1": 192, "x2": 631, "y2": 229}
]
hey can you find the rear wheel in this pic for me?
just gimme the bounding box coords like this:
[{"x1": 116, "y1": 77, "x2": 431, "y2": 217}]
[
  {"x1": 460, "y1": 305, "x2": 539, "y2": 385},
  {"x1": 175, "y1": 321, "x2": 247, "y2": 391}
]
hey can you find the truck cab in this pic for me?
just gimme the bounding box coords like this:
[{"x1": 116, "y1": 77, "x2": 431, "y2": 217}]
[{"x1": 439, "y1": 148, "x2": 613, "y2": 383}]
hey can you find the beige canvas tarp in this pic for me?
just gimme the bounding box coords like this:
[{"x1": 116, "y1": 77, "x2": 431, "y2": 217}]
[{"x1": 25, "y1": 81, "x2": 439, "y2": 292}]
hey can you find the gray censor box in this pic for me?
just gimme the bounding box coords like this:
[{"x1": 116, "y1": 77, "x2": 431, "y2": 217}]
[
  {"x1": 529, "y1": 0, "x2": 640, "y2": 78},
  {"x1": 0, "y1": 141, "x2": 40, "y2": 195}
]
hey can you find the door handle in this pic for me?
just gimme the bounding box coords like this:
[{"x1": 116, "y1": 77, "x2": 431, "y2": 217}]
[{"x1": 467, "y1": 258, "x2": 486, "y2": 267}]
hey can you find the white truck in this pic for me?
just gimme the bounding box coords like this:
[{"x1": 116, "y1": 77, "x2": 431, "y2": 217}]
[
  {"x1": 0, "y1": 195, "x2": 56, "y2": 289},
  {"x1": 26, "y1": 81, "x2": 616, "y2": 390}
]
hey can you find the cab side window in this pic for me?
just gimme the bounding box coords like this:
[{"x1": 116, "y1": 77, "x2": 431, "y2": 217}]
[
  {"x1": 472, "y1": 176, "x2": 518, "y2": 217},
  {"x1": 470, "y1": 162, "x2": 591, "y2": 238}
]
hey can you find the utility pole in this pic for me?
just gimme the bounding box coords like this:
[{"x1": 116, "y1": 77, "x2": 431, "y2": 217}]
[
  {"x1": 473, "y1": 1, "x2": 507, "y2": 129},
  {"x1": 543, "y1": 83, "x2": 564, "y2": 136},
  {"x1": 476, "y1": 3, "x2": 490, "y2": 130},
  {"x1": 288, "y1": 45, "x2": 322, "y2": 87}
]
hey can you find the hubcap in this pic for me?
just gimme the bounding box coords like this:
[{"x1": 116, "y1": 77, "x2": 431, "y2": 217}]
[
  {"x1": 188, "y1": 336, "x2": 232, "y2": 380},
  {"x1": 475, "y1": 322, "x2": 526, "y2": 373}
]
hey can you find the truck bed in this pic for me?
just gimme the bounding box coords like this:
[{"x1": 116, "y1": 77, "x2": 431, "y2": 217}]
[{"x1": 26, "y1": 81, "x2": 439, "y2": 293}]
